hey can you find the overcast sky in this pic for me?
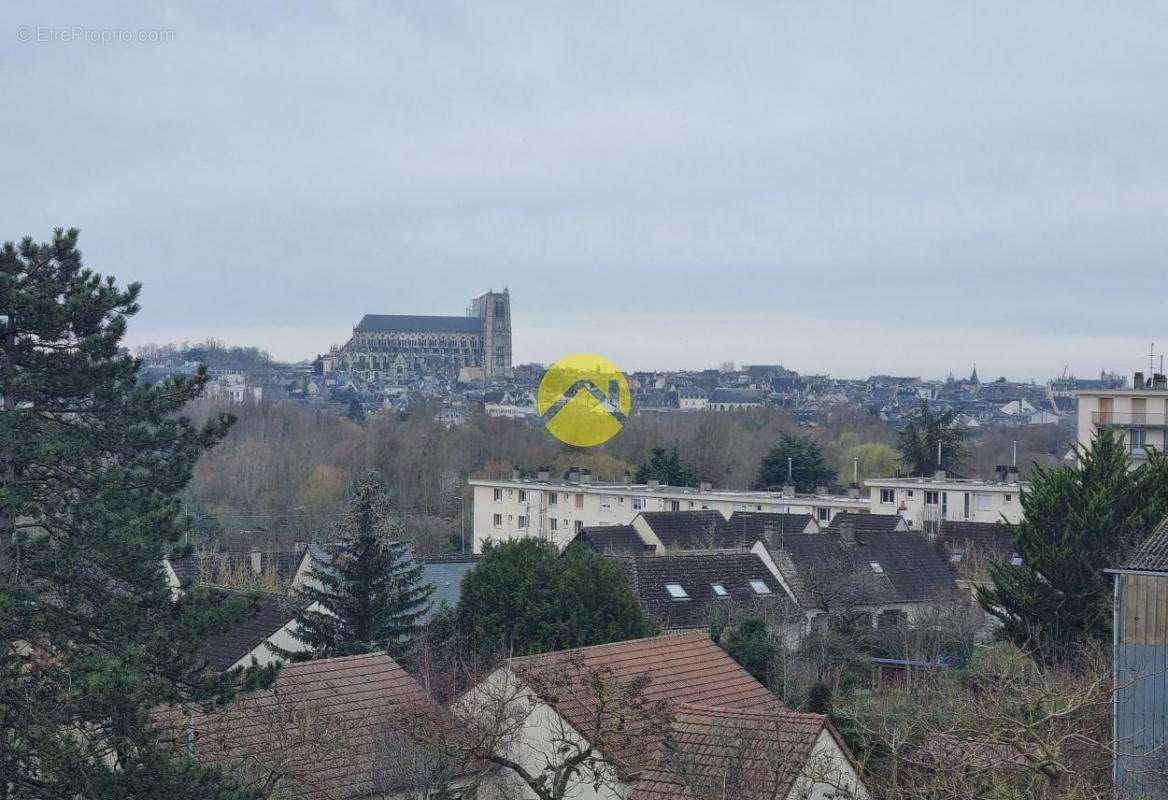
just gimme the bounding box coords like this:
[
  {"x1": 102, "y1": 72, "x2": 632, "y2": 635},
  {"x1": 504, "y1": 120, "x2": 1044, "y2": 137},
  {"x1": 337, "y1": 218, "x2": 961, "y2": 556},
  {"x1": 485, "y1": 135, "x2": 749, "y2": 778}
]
[{"x1": 4, "y1": 2, "x2": 1167, "y2": 380}]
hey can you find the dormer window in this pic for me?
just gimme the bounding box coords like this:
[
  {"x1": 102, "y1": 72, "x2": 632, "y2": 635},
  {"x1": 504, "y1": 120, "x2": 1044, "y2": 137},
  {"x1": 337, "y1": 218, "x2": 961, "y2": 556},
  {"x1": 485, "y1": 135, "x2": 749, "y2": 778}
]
[
  {"x1": 665, "y1": 583, "x2": 689, "y2": 600},
  {"x1": 711, "y1": 583, "x2": 729, "y2": 598},
  {"x1": 748, "y1": 580, "x2": 772, "y2": 595},
  {"x1": 869, "y1": 561, "x2": 885, "y2": 574}
]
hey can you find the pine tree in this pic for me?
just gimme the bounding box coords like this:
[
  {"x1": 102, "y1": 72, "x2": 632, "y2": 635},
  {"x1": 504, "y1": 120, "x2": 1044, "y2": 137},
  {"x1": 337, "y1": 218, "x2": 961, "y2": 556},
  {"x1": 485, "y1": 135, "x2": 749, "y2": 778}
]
[
  {"x1": 0, "y1": 229, "x2": 264, "y2": 799},
  {"x1": 284, "y1": 474, "x2": 433, "y2": 660},
  {"x1": 753, "y1": 433, "x2": 837, "y2": 492},
  {"x1": 976, "y1": 429, "x2": 1168, "y2": 663},
  {"x1": 634, "y1": 446, "x2": 699, "y2": 486},
  {"x1": 896, "y1": 399, "x2": 968, "y2": 476}
]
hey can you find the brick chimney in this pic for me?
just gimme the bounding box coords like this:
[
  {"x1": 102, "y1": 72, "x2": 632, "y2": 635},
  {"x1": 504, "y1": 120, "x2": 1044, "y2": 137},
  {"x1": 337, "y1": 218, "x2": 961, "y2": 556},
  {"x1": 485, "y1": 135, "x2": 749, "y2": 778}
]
[{"x1": 839, "y1": 521, "x2": 856, "y2": 546}]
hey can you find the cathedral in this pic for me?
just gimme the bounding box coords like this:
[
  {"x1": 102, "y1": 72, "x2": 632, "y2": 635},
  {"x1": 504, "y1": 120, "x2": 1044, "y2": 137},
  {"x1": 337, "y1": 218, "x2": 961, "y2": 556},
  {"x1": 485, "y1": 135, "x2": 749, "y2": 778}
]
[{"x1": 331, "y1": 289, "x2": 512, "y2": 383}]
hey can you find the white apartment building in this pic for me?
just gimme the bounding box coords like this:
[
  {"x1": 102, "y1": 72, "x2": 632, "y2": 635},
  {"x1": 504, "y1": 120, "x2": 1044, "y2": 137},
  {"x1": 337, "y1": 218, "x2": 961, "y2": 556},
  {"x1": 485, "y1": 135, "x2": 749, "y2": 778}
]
[
  {"x1": 470, "y1": 471, "x2": 869, "y2": 552},
  {"x1": 1076, "y1": 371, "x2": 1168, "y2": 465},
  {"x1": 864, "y1": 472, "x2": 1028, "y2": 526}
]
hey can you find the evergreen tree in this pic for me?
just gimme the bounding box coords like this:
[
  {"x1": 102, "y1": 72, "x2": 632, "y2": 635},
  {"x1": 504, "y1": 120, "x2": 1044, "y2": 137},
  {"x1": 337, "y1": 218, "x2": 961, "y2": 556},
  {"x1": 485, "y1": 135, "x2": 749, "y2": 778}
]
[
  {"x1": 976, "y1": 429, "x2": 1168, "y2": 663},
  {"x1": 284, "y1": 473, "x2": 433, "y2": 660},
  {"x1": 457, "y1": 539, "x2": 653, "y2": 655},
  {"x1": 718, "y1": 616, "x2": 778, "y2": 684},
  {"x1": 0, "y1": 228, "x2": 264, "y2": 799},
  {"x1": 896, "y1": 400, "x2": 968, "y2": 476},
  {"x1": 753, "y1": 433, "x2": 837, "y2": 492},
  {"x1": 634, "y1": 446, "x2": 699, "y2": 486}
]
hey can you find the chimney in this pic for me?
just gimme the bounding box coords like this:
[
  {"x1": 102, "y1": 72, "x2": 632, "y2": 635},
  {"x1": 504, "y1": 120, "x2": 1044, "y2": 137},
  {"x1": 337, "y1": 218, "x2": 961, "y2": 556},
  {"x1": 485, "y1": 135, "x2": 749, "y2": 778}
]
[
  {"x1": 1134, "y1": 371, "x2": 1145, "y2": 390},
  {"x1": 511, "y1": 468, "x2": 521, "y2": 481},
  {"x1": 763, "y1": 522, "x2": 779, "y2": 548},
  {"x1": 699, "y1": 481, "x2": 712, "y2": 491},
  {"x1": 1154, "y1": 374, "x2": 1168, "y2": 391},
  {"x1": 568, "y1": 468, "x2": 580, "y2": 483},
  {"x1": 782, "y1": 484, "x2": 795, "y2": 499},
  {"x1": 537, "y1": 468, "x2": 550, "y2": 481},
  {"x1": 847, "y1": 483, "x2": 860, "y2": 499},
  {"x1": 814, "y1": 485, "x2": 827, "y2": 496},
  {"x1": 1007, "y1": 466, "x2": 1019, "y2": 484},
  {"x1": 839, "y1": 521, "x2": 856, "y2": 545},
  {"x1": 294, "y1": 540, "x2": 306, "y2": 553},
  {"x1": 249, "y1": 548, "x2": 262, "y2": 575},
  {"x1": 994, "y1": 464, "x2": 1008, "y2": 482},
  {"x1": 647, "y1": 479, "x2": 660, "y2": 489},
  {"x1": 934, "y1": 469, "x2": 947, "y2": 480},
  {"x1": 580, "y1": 469, "x2": 592, "y2": 484}
]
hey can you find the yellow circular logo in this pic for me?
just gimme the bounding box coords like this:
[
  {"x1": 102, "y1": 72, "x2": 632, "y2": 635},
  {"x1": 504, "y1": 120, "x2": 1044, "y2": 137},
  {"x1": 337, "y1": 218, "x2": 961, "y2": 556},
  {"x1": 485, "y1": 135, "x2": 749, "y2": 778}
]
[{"x1": 537, "y1": 353, "x2": 632, "y2": 447}]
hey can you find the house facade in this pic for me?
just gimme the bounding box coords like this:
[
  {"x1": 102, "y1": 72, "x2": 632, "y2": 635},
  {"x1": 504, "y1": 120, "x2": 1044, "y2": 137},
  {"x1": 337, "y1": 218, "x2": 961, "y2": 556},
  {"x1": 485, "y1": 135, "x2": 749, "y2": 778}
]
[
  {"x1": 1077, "y1": 373, "x2": 1168, "y2": 466},
  {"x1": 864, "y1": 474, "x2": 1027, "y2": 526}
]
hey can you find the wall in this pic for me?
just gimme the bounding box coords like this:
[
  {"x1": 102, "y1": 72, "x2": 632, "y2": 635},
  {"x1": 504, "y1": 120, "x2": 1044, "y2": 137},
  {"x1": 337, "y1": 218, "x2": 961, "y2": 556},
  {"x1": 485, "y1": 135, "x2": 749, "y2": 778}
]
[{"x1": 1114, "y1": 571, "x2": 1168, "y2": 796}]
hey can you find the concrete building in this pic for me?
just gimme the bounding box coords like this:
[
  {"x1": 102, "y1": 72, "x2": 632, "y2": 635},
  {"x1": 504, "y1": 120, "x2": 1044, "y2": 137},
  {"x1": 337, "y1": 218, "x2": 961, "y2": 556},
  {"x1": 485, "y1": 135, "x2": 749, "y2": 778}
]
[
  {"x1": 864, "y1": 471, "x2": 1028, "y2": 527},
  {"x1": 1077, "y1": 371, "x2": 1168, "y2": 465},
  {"x1": 470, "y1": 472, "x2": 869, "y2": 552},
  {"x1": 332, "y1": 289, "x2": 512, "y2": 383}
]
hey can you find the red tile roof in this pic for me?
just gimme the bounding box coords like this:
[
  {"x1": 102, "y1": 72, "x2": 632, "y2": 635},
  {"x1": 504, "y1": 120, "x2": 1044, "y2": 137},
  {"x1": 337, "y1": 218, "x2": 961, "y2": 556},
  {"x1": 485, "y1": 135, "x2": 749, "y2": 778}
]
[
  {"x1": 509, "y1": 631, "x2": 783, "y2": 759},
  {"x1": 632, "y1": 704, "x2": 832, "y2": 800},
  {"x1": 164, "y1": 653, "x2": 437, "y2": 799}
]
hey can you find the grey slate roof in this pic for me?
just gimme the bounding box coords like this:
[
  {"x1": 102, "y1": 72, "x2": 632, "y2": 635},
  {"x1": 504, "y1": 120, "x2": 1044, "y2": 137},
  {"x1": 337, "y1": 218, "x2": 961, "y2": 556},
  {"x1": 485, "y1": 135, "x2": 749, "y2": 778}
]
[
  {"x1": 934, "y1": 521, "x2": 1015, "y2": 562},
  {"x1": 203, "y1": 592, "x2": 302, "y2": 672},
  {"x1": 766, "y1": 530, "x2": 960, "y2": 609},
  {"x1": 624, "y1": 552, "x2": 787, "y2": 630},
  {"x1": 1122, "y1": 517, "x2": 1168, "y2": 572},
  {"x1": 573, "y1": 524, "x2": 653, "y2": 555},
  {"x1": 826, "y1": 512, "x2": 906, "y2": 535},
  {"x1": 639, "y1": 511, "x2": 748, "y2": 550},
  {"x1": 354, "y1": 314, "x2": 483, "y2": 334},
  {"x1": 728, "y1": 512, "x2": 816, "y2": 540},
  {"x1": 419, "y1": 553, "x2": 481, "y2": 617}
]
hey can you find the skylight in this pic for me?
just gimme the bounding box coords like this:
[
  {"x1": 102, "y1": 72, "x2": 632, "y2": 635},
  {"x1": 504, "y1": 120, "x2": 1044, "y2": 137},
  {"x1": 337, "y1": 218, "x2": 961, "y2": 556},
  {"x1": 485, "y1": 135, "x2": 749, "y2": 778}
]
[
  {"x1": 949, "y1": 549, "x2": 965, "y2": 563},
  {"x1": 869, "y1": 561, "x2": 885, "y2": 574},
  {"x1": 1010, "y1": 554, "x2": 1023, "y2": 566},
  {"x1": 711, "y1": 582, "x2": 729, "y2": 597},
  {"x1": 748, "y1": 580, "x2": 772, "y2": 595},
  {"x1": 665, "y1": 583, "x2": 689, "y2": 599}
]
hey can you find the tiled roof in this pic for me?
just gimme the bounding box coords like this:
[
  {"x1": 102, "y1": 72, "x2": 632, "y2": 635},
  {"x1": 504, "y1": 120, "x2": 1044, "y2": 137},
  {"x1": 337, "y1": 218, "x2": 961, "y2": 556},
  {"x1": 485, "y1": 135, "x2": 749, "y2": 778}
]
[
  {"x1": 355, "y1": 314, "x2": 484, "y2": 334},
  {"x1": 170, "y1": 653, "x2": 438, "y2": 799},
  {"x1": 766, "y1": 530, "x2": 959, "y2": 608},
  {"x1": 510, "y1": 632, "x2": 782, "y2": 761},
  {"x1": 728, "y1": 512, "x2": 816, "y2": 541},
  {"x1": 203, "y1": 592, "x2": 302, "y2": 671},
  {"x1": 935, "y1": 521, "x2": 1015, "y2": 562},
  {"x1": 1123, "y1": 517, "x2": 1168, "y2": 572},
  {"x1": 169, "y1": 549, "x2": 306, "y2": 589},
  {"x1": 708, "y1": 388, "x2": 762, "y2": 404},
  {"x1": 625, "y1": 552, "x2": 787, "y2": 630},
  {"x1": 631, "y1": 704, "x2": 830, "y2": 800},
  {"x1": 826, "y1": 512, "x2": 905, "y2": 535},
  {"x1": 574, "y1": 524, "x2": 653, "y2": 555},
  {"x1": 639, "y1": 511, "x2": 747, "y2": 550},
  {"x1": 420, "y1": 554, "x2": 480, "y2": 617}
]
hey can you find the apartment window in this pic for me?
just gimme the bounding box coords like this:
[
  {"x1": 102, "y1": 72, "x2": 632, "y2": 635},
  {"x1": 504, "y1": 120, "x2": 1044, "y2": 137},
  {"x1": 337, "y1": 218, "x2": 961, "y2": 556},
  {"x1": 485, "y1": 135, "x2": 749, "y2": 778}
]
[
  {"x1": 749, "y1": 580, "x2": 772, "y2": 595},
  {"x1": 632, "y1": 498, "x2": 644, "y2": 510},
  {"x1": 1005, "y1": 494, "x2": 1014, "y2": 503},
  {"x1": 924, "y1": 491, "x2": 939, "y2": 506},
  {"x1": 818, "y1": 508, "x2": 829, "y2": 522},
  {"x1": 1131, "y1": 427, "x2": 1147, "y2": 453},
  {"x1": 549, "y1": 518, "x2": 558, "y2": 531},
  {"x1": 665, "y1": 583, "x2": 689, "y2": 599},
  {"x1": 549, "y1": 493, "x2": 558, "y2": 506},
  {"x1": 711, "y1": 583, "x2": 729, "y2": 598},
  {"x1": 976, "y1": 493, "x2": 993, "y2": 511},
  {"x1": 907, "y1": 490, "x2": 914, "y2": 499},
  {"x1": 493, "y1": 488, "x2": 502, "y2": 502},
  {"x1": 880, "y1": 489, "x2": 895, "y2": 504},
  {"x1": 963, "y1": 492, "x2": 971, "y2": 519},
  {"x1": 518, "y1": 515, "x2": 528, "y2": 528},
  {"x1": 506, "y1": 515, "x2": 513, "y2": 524},
  {"x1": 518, "y1": 490, "x2": 527, "y2": 502},
  {"x1": 600, "y1": 495, "x2": 613, "y2": 509},
  {"x1": 574, "y1": 493, "x2": 584, "y2": 509},
  {"x1": 492, "y1": 514, "x2": 502, "y2": 527},
  {"x1": 869, "y1": 561, "x2": 885, "y2": 574},
  {"x1": 669, "y1": 500, "x2": 681, "y2": 511},
  {"x1": 574, "y1": 520, "x2": 583, "y2": 533}
]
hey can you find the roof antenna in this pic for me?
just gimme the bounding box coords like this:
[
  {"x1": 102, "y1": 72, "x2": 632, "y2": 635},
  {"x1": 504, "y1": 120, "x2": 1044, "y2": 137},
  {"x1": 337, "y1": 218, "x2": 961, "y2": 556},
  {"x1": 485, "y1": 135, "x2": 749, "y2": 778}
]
[
  {"x1": 787, "y1": 457, "x2": 793, "y2": 484},
  {"x1": 1012, "y1": 440, "x2": 1017, "y2": 468}
]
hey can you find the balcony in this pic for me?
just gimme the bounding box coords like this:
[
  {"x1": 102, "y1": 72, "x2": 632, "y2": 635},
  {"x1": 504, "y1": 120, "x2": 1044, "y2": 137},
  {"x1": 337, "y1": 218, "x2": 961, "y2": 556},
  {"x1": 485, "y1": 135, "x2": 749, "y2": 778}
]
[{"x1": 1092, "y1": 412, "x2": 1168, "y2": 428}]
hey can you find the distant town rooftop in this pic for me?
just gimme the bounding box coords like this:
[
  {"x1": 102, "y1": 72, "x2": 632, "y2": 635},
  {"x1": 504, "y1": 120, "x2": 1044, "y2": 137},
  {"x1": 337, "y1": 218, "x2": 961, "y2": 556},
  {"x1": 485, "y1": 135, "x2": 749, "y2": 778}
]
[{"x1": 469, "y1": 474, "x2": 868, "y2": 503}]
